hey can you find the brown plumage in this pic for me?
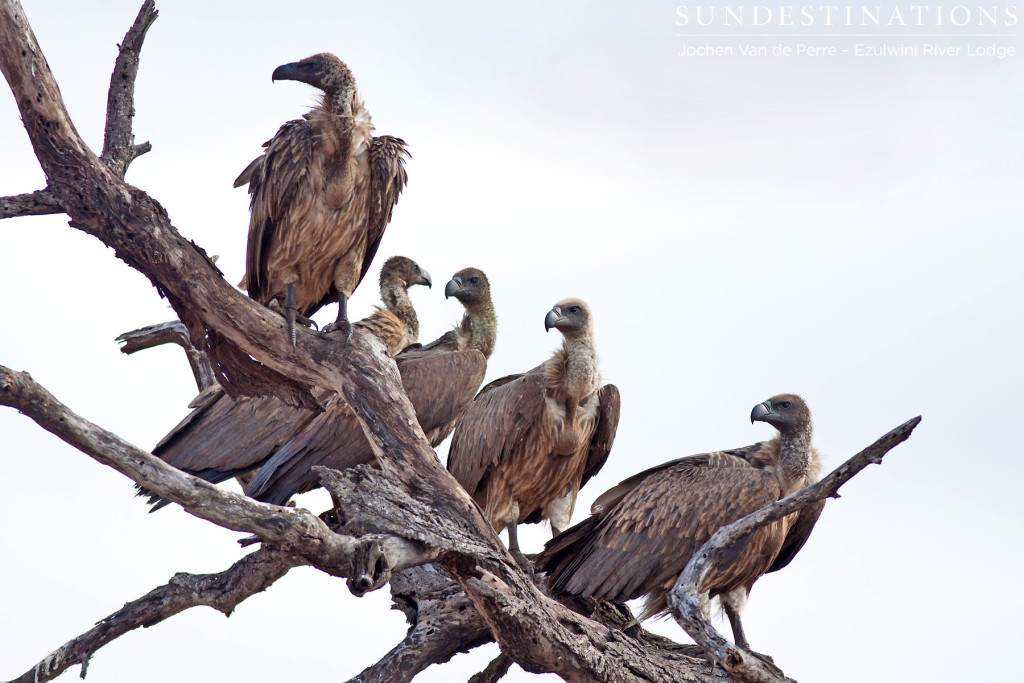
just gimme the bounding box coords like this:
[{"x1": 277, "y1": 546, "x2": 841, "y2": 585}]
[
  {"x1": 536, "y1": 394, "x2": 822, "y2": 650},
  {"x1": 244, "y1": 269, "x2": 498, "y2": 505},
  {"x1": 353, "y1": 256, "x2": 431, "y2": 355},
  {"x1": 140, "y1": 257, "x2": 432, "y2": 509},
  {"x1": 236, "y1": 53, "x2": 410, "y2": 345},
  {"x1": 447, "y1": 298, "x2": 620, "y2": 563}
]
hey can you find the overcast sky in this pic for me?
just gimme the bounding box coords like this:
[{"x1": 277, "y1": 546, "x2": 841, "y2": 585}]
[{"x1": 1, "y1": 1, "x2": 1022, "y2": 682}]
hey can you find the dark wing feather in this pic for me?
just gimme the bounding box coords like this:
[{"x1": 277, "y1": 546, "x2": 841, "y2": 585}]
[
  {"x1": 240, "y1": 119, "x2": 314, "y2": 303},
  {"x1": 766, "y1": 498, "x2": 824, "y2": 573},
  {"x1": 358, "y1": 135, "x2": 410, "y2": 289},
  {"x1": 579, "y1": 384, "x2": 620, "y2": 491},
  {"x1": 142, "y1": 386, "x2": 316, "y2": 509},
  {"x1": 246, "y1": 349, "x2": 486, "y2": 506},
  {"x1": 400, "y1": 350, "x2": 486, "y2": 446},
  {"x1": 446, "y1": 369, "x2": 546, "y2": 499},
  {"x1": 590, "y1": 443, "x2": 766, "y2": 514},
  {"x1": 539, "y1": 458, "x2": 781, "y2": 616}
]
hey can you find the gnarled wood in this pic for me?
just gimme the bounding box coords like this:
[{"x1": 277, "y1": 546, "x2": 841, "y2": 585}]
[{"x1": 7, "y1": 546, "x2": 301, "y2": 683}]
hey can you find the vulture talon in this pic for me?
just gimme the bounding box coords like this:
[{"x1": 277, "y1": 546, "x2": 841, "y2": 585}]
[{"x1": 322, "y1": 319, "x2": 352, "y2": 343}]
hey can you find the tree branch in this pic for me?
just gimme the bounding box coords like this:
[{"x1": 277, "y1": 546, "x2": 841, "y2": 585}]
[
  {"x1": 0, "y1": 365, "x2": 437, "y2": 581},
  {"x1": 667, "y1": 416, "x2": 922, "y2": 683},
  {"x1": 7, "y1": 546, "x2": 302, "y2": 683},
  {"x1": 116, "y1": 320, "x2": 216, "y2": 391},
  {"x1": 0, "y1": 188, "x2": 61, "y2": 218},
  {"x1": 100, "y1": 0, "x2": 157, "y2": 178}
]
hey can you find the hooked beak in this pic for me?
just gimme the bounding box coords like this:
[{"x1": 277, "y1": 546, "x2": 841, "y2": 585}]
[
  {"x1": 272, "y1": 61, "x2": 305, "y2": 83},
  {"x1": 415, "y1": 270, "x2": 432, "y2": 288},
  {"x1": 750, "y1": 401, "x2": 772, "y2": 424},
  {"x1": 444, "y1": 276, "x2": 463, "y2": 299},
  {"x1": 545, "y1": 306, "x2": 563, "y2": 332}
]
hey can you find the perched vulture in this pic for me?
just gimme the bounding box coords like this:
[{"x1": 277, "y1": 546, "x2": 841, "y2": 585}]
[
  {"x1": 353, "y1": 255, "x2": 431, "y2": 355},
  {"x1": 245, "y1": 268, "x2": 498, "y2": 505},
  {"x1": 447, "y1": 298, "x2": 620, "y2": 565},
  {"x1": 235, "y1": 53, "x2": 410, "y2": 346},
  {"x1": 536, "y1": 394, "x2": 823, "y2": 651},
  {"x1": 140, "y1": 257, "x2": 432, "y2": 509}
]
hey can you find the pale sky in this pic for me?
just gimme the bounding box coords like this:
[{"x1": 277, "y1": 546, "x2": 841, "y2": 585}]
[{"x1": 1, "y1": 2, "x2": 1022, "y2": 682}]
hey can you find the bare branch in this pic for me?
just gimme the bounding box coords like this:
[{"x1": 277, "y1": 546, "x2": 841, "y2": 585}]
[
  {"x1": 116, "y1": 320, "x2": 216, "y2": 391},
  {"x1": 345, "y1": 565, "x2": 492, "y2": 683},
  {"x1": 7, "y1": 546, "x2": 302, "y2": 683},
  {"x1": 0, "y1": 189, "x2": 60, "y2": 218},
  {"x1": 667, "y1": 416, "x2": 922, "y2": 682},
  {"x1": 100, "y1": 0, "x2": 157, "y2": 178},
  {"x1": 0, "y1": 365, "x2": 437, "y2": 580},
  {"x1": 469, "y1": 653, "x2": 513, "y2": 683}
]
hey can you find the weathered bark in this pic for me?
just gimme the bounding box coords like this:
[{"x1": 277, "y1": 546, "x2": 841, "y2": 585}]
[
  {"x1": 117, "y1": 320, "x2": 216, "y2": 391},
  {"x1": 0, "y1": 188, "x2": 60, "y2": 218},
  {"x1": 7, "y1": 546, "x2": 302, "y2": 683},
  {"x1": 0, "y1": 2, "x2": 920, "y2": 682}
]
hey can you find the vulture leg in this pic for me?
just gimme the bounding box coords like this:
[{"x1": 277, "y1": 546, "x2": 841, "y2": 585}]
[
  {"x1": 506, "y1": 522, "x2": 532, "y2": 575},
  {"x1": 285, "y1": 281, "x2": 298, "y2": 349},
  {"x1": 724, "y1": 602, "x2": 751, "y2": 651},
  {"x1": 323, "y1": 292, "x2": 352, "y2": 342}
]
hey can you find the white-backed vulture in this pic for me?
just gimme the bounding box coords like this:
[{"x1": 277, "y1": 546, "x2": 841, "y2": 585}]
[
  {"x1": 235, "y1": 53, "x2": 410, "y2": 346},
  {"x1": 536, "y1": 394, "x2": 823, "y2": 651},
  {"x1": 353, "y1": 255, "x2": 431, "y2": 355},
  {"x1": 245, "y1": 268, "x2": 498, "y2": 505},
  {"x1": 446, "y1": 298, "x2": 620, "y2": 566},
  {"x1": 140, "y1": 257, "x2": 432, "y2": 509}
]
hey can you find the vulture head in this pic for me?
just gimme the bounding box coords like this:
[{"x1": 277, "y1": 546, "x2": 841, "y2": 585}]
[
  {"x1": 272, "y1": 53, "x2": 356, "y2": 113},
  {"x1": 444, "y1": 268, "x2": 491, "y2": 309},
  {"x1": 380, "y1": 256, "x2": 431, "y2": 291},
  {"x1": 545, "y1": 298, "x2": 592, "y2": 338},
  {"x1": 750, "y1": 394, "x2": 811, "y2": 434}
]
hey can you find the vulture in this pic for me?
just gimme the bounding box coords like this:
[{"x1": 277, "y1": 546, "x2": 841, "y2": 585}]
[
  {"x1": 352, "y1": 255, "x2": 431, "y2": 355},
  {"x1": 446, "y1": 298, "x2": 620, "y2": 566},
  {"x1": 141, "y1": 256, "x2": 432, "y2": 509},
  {"x1": 245, "y1": 268, "x2": 498, "y2": 505},
  {"x1": 235, "y1": 53, "x2": 410, "y2": 346},
  {"x1": 536, "y1": 394, "x2": 823, "y2": 651}
]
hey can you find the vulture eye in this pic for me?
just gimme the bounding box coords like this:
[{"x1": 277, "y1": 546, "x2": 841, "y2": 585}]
[
  {"x1": 569, "y1": 306, "x2": 580, "y2": 314},
  {"x1": 470, "y1": 276, "x2": 480, "y2": 284},
  {"x1": 781, "y1": 401, "x2": 792, "y2": 409}
]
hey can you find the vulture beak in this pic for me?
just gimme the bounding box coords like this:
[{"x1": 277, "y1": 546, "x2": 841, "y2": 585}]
[
  {"x1": 272, "y1": 61, "x2": 305, "y2": 83},
  {"x1": 750, "y1": 401, "x2": 772, "y2": 424},
  {"x1": 545, "y1": 306, "x2": 563, "y2": 332},
  {"x1": 415, "y1": 270, "x2": 432, "y2": 288},
  {"x1": 444, "y1": 276, "x2": 464, "y2": 299}
]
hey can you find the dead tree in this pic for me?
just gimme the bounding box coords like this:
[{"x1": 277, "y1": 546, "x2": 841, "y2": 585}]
[{"x1": 0, "y1": 2, "x2": 920, "y2": 682}]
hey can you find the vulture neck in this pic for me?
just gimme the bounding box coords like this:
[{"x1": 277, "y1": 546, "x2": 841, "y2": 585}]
[
  {"x1": 380, "y1": 281, "x2": 418, "y2": 341},
  {"x1": 320, "y1": 83, "x2": 356, "y2": 118},
  {"x1": 549, "y1": 332, "x2": 599, "y2": 401},
  {"x1": 461, "y1": 303, "x2": 497, "y2": 360},
  {"x1": 776, "y1": 422, "x2": 814, "y2": 496}
]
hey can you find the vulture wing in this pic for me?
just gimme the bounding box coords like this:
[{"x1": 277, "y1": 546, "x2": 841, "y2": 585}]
[
  {"x1": 766, "y1": 498, "x2": 824, "y2": 573},
  {"x1": 540, "y1": 455, "x2": 784, "y2": 619},
  {"x1": 142, "y1": 386, "x2": 316, "y2": 509},
  {"x1": 579, "y1": 384, "x2": 621, "y2": 491},
  {"x1": 358, "y1": 135, "x2": 410, "y2": 289},
  {"x1": 239, "y1": 118, "x2": 315, "y2": 305},
  {"x1": 446, "y1": 368, "x2": 547, "y2": 499},
  {"x1": 246, "y1": 349, "x2": 486, "y2": 506}
]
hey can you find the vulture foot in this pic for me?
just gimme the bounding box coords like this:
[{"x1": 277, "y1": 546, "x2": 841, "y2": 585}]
[
  {"x1": 322, "y1": 293, "x2": 352, "y2": 343},
  {"x1": 511, "y1": 548, "x2": 535, "y2": 579},
  {"x1": 322, "y1": 318, "x2": 352, "y2": 343}
]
